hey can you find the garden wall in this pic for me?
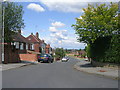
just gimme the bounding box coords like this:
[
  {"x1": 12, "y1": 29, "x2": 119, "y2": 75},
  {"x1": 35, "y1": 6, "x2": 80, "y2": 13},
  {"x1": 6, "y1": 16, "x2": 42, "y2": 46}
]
[{"x1": 19, "y1": 54, "x2": 38, "y2": 62}]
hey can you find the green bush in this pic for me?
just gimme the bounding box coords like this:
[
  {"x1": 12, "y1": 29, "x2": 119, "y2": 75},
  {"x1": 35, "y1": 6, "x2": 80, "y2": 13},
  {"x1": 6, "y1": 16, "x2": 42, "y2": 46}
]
[
  {"x1": 55, "y1": 48, "x2": 66, "y2": 59},
  {"x1": 74, "y1": 55, "x2": 77, "y2": 56},
  {"x1": 103, "y1": 35, "x2": 120, "y2": 63},
  {"x1": 90, "y1": 35, "x2": 120, "y2": 64},
  {"x1": 81, "y1": 53, "x2": 87, "y2": 58},
  {"x1": 86, "y1": 44, "x2": 92, "y2": 58}
]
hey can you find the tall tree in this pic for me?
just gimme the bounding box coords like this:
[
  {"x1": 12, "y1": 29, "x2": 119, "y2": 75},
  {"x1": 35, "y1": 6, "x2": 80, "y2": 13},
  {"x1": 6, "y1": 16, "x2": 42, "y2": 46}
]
[
  {"x1": 3, "y1": 1, "x2": 24, "y2": 42},
  {"x1": 55, "y1": 48, "x2": 66, "y2": 59},
  {"x1": 72, "y1": 2, "x2": 118, "y2": 44}
]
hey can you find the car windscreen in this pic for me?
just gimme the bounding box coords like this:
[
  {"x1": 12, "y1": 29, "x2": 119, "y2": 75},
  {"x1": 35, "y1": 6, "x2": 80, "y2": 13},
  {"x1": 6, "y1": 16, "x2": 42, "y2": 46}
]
[{"x1": 41, "y1": 54, "x2": 48, "y2": 57}]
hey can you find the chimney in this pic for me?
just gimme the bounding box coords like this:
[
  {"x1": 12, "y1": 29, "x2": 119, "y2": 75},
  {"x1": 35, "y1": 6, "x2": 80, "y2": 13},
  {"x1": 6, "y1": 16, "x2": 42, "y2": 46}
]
[
  {"x1": 48, "y1": 44, "x2": 50, "y2": 46},
  {"x1": 18, "y1": 30, "x2": 21, "y2": 34},
  {"x1": 31, "y1": 33, "x2": 33, "y2": 35},
  {"x1": 36, "y1": 32, "x2": 39, "y2": 38},
  {"x1": 42, "y1": 40, "x2": 44, "y2": 43},
  {"x1": 48, "y1": 44, "x2": 50, "y2": 48}
]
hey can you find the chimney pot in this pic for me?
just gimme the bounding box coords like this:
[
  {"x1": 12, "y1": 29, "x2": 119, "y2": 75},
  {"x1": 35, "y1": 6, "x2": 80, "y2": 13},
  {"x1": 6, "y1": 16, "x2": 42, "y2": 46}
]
[{"x1": 36, "y1": 32, "x2": 39, "y2": 38}]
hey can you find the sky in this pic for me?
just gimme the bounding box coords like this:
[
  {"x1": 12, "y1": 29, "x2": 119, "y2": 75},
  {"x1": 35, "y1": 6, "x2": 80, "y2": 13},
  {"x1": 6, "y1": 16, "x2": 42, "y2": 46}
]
[{"x1": 10, "y1": 0, "x2": 119, "y2": 49}]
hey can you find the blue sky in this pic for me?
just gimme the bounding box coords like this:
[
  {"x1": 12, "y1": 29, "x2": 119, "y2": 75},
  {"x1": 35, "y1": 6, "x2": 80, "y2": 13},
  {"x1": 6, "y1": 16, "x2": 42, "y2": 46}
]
[
  {"x1": 12, "y1": 0, "x2": 118, "y2": 49},
  {"x1": 14, "y1": 1, "x2": 88, "y2": 49}
]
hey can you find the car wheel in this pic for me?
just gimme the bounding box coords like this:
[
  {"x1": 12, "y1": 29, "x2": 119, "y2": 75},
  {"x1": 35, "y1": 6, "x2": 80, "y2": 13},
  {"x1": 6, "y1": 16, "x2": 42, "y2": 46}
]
[
  {"x1": 48, "y1": 59, "x2": 51, "y2": 63},
  {"x1": 51, "y1": 60, "x2": 53, "y2": 63}
]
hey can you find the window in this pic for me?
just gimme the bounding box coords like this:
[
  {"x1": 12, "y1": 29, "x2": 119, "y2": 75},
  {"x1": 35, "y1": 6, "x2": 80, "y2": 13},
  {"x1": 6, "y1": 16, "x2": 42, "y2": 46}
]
[
  {"x1": 15, "y1": 42, "x2": 19, "y2": 49},
  {"x1": 20, "y1": 43, "x2": 23, "y2": 50},
  {"x1": 32, "y1": 44, "x2": 34, "y2": 50},
  {"x1": 26, "y1": 44, "x2": 28, "y2": 50}
]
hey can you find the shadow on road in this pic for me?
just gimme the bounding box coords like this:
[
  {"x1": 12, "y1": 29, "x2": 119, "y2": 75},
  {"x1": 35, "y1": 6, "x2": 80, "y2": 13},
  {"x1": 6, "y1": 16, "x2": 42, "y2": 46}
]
[{"x1": 79, "y1": 63, "x2": 95, "y2": 68}]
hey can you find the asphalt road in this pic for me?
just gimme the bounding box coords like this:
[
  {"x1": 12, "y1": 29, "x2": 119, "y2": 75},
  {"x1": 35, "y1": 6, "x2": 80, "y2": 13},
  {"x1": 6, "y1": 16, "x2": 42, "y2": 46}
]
[{"x1": 2, "y1": 56, "x2": 118, "y2": 88}]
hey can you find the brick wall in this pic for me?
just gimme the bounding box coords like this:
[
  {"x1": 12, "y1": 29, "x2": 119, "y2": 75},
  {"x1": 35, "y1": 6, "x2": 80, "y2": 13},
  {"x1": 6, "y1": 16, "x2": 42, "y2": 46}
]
[
  {"x1": 4, "y1": 44, "x2": 20, "y2": 64},
  {"x1": 19, "y1": 54, "x2": 38, "y2": 62},
  {"x1": 34, "y1": 43, "x2": 40, "y2": 52}
]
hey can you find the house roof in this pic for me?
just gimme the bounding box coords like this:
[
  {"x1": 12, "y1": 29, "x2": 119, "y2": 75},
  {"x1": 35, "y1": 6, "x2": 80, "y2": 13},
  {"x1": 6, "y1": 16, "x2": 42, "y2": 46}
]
[
  {"x1": 12, "y1": 33, "x2": 30, "y2": 43},
  {"x1": 46, "y1": 44, "x2": 50, "y2": 48},
  {"x1": 26, "y1": 34, "x2": 42, "y2": 43}
]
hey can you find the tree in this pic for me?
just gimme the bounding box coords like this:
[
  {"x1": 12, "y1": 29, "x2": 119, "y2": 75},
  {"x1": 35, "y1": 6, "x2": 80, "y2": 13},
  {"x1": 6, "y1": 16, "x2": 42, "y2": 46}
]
[
  {"x1": 3, "y1": 1, "x2": 24, "y2": 42},
  {"x1": 72, "y1": 2, "x2": 118, "y2": 44},
  {"x1": 55, "y1": 48, "x2": 66, "y2": 59}
]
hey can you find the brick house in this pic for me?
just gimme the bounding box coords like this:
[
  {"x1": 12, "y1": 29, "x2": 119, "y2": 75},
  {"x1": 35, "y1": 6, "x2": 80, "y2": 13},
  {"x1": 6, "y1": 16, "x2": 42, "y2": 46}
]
[
  {"x1": 45, "y1": 44, "x2": 52, "y2": 54},
  {"x1": 74, "y1": 50, "x2": 86, "y2": 58},
  {"x1": 3, "y1": 31, "x2": 53, "y2": 63},
  {"x1": 79, "y1": 50, "x2": 86, "y2": 56},
  {"x1": 41, "y1": 40, "x2": 47, "y2": 54},
  {"x1": 26, "y1": 32, "x2": 52, "y2": 55},
  {"x1": 26, "y1": 32, "x2": 42, "y2": 54},
  {"x1": 3, "y1": 30, "x2": 31, "y2": 63},
  {"x1": 12, "y1": 30, "x2": 32, "y2": 54}
]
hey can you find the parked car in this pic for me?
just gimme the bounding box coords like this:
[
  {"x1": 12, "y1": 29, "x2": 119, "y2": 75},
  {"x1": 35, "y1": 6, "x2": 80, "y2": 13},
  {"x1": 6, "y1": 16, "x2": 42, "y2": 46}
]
[
  {"x1": 38, "y1": 54, "x2": 53, "y2": 63},
  {"x1": 61, "y1": 57, "x2": 69, "y2": 62}
]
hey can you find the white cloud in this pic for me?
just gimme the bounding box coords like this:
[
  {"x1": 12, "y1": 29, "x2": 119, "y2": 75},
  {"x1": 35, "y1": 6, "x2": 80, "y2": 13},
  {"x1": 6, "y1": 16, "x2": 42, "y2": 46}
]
[
  {"x1": 51, "y1": 21, "x2": 65, "y2": 28},
  {"x1": 49, "y1": 27, "x2": 58, "y2": 32},
  {"x1": 39, "y1": 0, "x2": 89, "y2": 13},
  {"x1": 50, "y1": 31, "x2": 68, "y2": 41},
  {"x1": 61, "y1": 37, "x2": 87, "y2": 49},
  {"x1": 27, "y1": 3, "x2": 45, "y2": 12},
  {"x1": 44, "y1": 20, "x2": 86, "y2": 49},
  {"x1": 42, "y1": 33, "x2": 86, "y2": 49},
  {"x1": 48, "y1": 21, "x2": 68, "y2": 46},
  {"x1": 39, "y1": 0, "x2": 119, "y2": 13},
  {"x1": 10, "y1": 0, "x2": 119, "y2": 2}
]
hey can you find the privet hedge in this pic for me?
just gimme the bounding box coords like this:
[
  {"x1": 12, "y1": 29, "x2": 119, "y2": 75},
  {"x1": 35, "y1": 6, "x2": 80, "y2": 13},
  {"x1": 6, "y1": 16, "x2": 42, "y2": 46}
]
[{"x1": 89, "y1": 35, "x2": 119, "y2": 64}]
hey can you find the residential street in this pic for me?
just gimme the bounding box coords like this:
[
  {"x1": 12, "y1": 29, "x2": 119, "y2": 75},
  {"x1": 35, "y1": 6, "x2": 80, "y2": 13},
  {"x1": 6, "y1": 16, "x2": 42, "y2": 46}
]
[{"x1": 2, "y1": 57, "x2": 118, "y2": 88}]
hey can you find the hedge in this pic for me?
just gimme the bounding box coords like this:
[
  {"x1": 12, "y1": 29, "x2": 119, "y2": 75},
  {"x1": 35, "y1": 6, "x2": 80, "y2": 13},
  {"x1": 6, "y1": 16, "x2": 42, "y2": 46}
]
[{"x1": 88, "y1": 35, "x2": 120, "y2": 64}]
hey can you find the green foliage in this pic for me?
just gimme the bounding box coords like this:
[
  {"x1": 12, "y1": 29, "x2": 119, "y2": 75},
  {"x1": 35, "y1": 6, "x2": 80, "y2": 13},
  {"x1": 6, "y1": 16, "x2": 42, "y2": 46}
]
[
  {"x1": 81, "y1": 53, "x2": 86, "y2": 58},
  {"x1": 72, "y1": 2, "x2": 119, "y2": 64},
  {"x1": 55, "y1": 48, "x2": 66, "y2": 59},
  {"x1": 90, "y1": 36, "x2": 112, "y2": 62},
  {"x1": 3, "y1": 2, "x2": 24, "y2": 42},
  {"x1": 89, "y1": 35, "x2": 120, "y2": 63},
  {"x1": 103, "y1": 35, "x2": 120, "y2": 63},
  {"x1": 85, "y1": 44, "x2": 91, "y2": 58},
  {"x1": 72, "y1": 3, "x2": 118, "y2": 44}
]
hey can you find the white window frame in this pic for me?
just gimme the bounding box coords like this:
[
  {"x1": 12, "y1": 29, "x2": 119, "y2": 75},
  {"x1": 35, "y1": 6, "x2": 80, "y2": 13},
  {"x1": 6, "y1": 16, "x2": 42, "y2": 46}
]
[
  {"x1": 15, "y1": 42, "x2": 19, "y2": 49},
  {"x1": 20, "y1": 43, "x2": 24, "y2": 50},
  {"x1": 26, "y1": 43, "x2": 28, "y2": 50},
  {"x1": 32, "y1": 44, "x2": 34, "y2": 50}
]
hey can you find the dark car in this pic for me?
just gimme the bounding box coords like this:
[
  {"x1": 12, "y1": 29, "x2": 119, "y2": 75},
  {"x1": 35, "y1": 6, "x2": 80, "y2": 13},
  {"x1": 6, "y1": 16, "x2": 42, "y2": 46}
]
[{"x1": 38, "y1": 54, "x2": 53, "y2": 63}]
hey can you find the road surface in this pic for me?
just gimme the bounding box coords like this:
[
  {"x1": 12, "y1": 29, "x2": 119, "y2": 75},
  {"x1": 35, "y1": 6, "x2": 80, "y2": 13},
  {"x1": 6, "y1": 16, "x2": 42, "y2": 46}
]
[{"x1": 2, "y1": 56, "x2": 118, "y2": 88}]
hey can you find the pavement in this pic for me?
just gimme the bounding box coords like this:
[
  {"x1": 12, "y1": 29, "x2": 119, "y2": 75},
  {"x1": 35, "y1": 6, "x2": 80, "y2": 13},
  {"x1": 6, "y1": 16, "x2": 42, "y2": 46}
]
[
  {"x1": 0, "y1": 61, "x2": 38, "y2": 71},
  {"x1": 73, "y1": 58, "x2": 119, "y2": 79},
  {"x1": 2, "y1": 56, "x2": 118, "y2": 88}
]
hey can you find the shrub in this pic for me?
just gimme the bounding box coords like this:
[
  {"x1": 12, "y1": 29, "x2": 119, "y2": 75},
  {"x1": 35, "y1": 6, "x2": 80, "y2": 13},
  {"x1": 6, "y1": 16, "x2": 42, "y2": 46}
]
[{"x1": 90, "y1": 35, "x2": 120, "y2": 64}]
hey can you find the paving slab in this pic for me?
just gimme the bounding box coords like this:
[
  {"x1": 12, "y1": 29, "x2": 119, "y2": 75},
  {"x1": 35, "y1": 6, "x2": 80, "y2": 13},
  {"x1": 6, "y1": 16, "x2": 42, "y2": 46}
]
[
  {"x1": 0, "y1": 61, "x2": 35, "y2": 71},
  {"x1": 74, "y1": 60, "x2": 119, "y2": 79}
]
